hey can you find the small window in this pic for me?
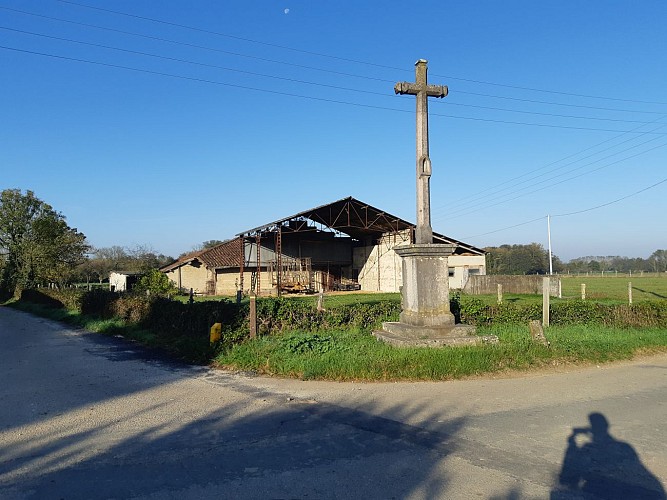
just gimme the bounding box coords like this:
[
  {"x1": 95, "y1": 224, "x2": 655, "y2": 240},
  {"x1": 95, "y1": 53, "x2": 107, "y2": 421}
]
[
  {"x1": 469, "y1": 268, "x2": 481, "y2": 275},
  {"x1": 448, "y1": 269, "x2": 455, "y2": 277}
]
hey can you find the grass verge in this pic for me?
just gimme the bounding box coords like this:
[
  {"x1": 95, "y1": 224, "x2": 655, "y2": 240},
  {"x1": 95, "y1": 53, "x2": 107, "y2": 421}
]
[
  {"x1": 7, "y1": 297, "x2": 667, "y2": 381},
  {"x1": 214, "y1": 323, "x2": 667, "y2": 381}
]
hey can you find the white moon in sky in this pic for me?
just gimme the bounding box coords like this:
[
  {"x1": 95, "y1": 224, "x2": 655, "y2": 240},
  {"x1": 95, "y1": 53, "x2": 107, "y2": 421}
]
[{"x1": 284, "y1": 8, "x2": 290, "y2": 14}]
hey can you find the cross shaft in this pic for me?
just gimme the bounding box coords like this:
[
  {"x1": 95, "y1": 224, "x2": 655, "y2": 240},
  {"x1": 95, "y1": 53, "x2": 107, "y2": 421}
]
[{"x1": 394, "y1": 59, "x2": 448, "y2": 244}]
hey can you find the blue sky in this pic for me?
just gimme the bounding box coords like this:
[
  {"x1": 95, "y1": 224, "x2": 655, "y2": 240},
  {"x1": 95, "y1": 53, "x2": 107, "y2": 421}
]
[{"x1": 2, "y1": 1, "x2": 666, "y2": 261}]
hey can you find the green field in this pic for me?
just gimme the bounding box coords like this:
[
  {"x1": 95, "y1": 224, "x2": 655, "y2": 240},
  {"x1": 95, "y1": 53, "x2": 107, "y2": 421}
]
[
  {"x1": 174, "y1": 276, "x2": 667, "y2": 307},
  {"x1": 560, "y1": 275, "x2": 667, "y2": 302}
]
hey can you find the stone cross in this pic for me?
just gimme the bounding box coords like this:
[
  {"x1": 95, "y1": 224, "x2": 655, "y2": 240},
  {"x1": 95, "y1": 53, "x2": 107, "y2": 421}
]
[{"x1": 395, "y1": 59, "x2": 448, "y2": 244}]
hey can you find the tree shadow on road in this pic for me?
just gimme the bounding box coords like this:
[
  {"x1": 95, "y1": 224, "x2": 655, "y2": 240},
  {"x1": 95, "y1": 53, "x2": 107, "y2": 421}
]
[
  {"x1": 1, "y1": 395, "x2": 468, "y2": 499},
  {"x1": 0, "y1": 307, "x2": 471, "y2": 499},
  {"x1": 551, "y1": 412, "x2": 666, "y2": 499}
]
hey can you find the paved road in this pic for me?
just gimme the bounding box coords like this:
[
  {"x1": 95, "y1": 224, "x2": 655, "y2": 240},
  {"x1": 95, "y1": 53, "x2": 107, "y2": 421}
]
[{"x1": 1, "y1": 306, "x2": 666, "y2": 499}]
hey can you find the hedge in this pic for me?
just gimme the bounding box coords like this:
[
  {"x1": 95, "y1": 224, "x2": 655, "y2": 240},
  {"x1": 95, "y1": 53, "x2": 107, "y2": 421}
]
[{"x1": 18, "y1": 289, "x2": 667, "y2": 347}]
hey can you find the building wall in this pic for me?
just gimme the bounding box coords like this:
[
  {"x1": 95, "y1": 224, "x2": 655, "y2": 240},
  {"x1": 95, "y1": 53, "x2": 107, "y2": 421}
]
[
  {"x1": 109, "y1": 272, "x2": 128, "y2": 292},
  {"x1": 164, "y1": 261, "x2": 210, "y2": 294},
  {"x1": 215, "y1": 269, "x2": 275, "y2": 296},
  {"x1": 354, "y1": 231, "x2": 410, "y2": 292},
  {"x1": 448, "y1": 255, "x2": 487, "y2": 289},
  {"x1": 354, "y1": 231, "x2": 486, "y2": 292}
]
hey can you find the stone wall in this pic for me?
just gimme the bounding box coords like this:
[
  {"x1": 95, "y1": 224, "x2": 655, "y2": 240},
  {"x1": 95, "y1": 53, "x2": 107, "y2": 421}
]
[
  {"x1": 354, "y1": 230, "x2": 488, "y2": 293},
  {"x1": 463, "y1": 275, "x2": 560, "y2": 296}
]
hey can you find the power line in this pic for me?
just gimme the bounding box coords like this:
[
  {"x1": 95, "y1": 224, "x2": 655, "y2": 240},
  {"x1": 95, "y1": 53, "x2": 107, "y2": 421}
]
[
  {"x1": 0, "y1": 6, "x2": 395, "y2": 84},
  {"x1": 6, "y1": 44, "x2": 667, "y2": 136},
  {"x1": 54, "y1": 0, "x2": 667, "y2": 107},
  {"x1": 461, "y1": 216, "x2": 545, "y2": 240},
  {"x1": 0, "y1": 45, "x2": 412, "y2": 113},
  {"x1": 432, "y1": 120, "x2": 667, "y2": 214},
  {"x1": 552, "y1": 177, "x2": 667, "y2": 217},
  {"x1": 433, "y1": 98, "x2": 655, "y2": 124},
  {"x1": 56, "y1": 0, "x2": 407, "y2": 71},
  {"x1": 6, "y1": 5, "x2": 666, "y2": 116},
  {"x1": 454, "y1": 90, "x2": 666, "y2": 115},
  {"x1": 0, "y1": 26, "x2": 394, "y2": 97},
  {"x1": 462, "y1": 175, "x2": 667, "y2": 240},
  {"x1": 433, "y1": 73, "x2": 667, "y2": 106},
  {"x1": 4, "y1": 24, "x2": 659, "y2": 127},
  {"x1": 436, "y1": 139, "x2": 667, "y2": 221}
]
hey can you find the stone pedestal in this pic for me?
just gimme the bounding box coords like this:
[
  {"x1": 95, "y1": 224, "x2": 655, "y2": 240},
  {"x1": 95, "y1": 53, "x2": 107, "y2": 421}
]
[{"x1": 373, "y1": 243, "x2": 492, "y2": 347}]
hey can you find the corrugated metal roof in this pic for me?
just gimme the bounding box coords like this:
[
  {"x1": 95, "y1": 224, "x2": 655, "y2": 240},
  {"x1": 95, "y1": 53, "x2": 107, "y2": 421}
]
[{"x1": 237, "y1": 196, "x2": 485, "y2": 255}]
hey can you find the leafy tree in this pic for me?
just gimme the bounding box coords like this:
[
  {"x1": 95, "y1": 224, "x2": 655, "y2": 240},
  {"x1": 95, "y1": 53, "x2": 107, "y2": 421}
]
[
  {"x1": 202, "y1": 240, "x2": 225, "y2": 249},
  {"x1": 648, "y1": 249, "x2": 667, "y2": 273},
  {"x1": 82, "y1": 245, "x2": 173, "y2": 284},
  {"x1": 134, "y1": 269, "x2": 177, "y2": 297},
  {"x1": 0, "y1": 189, "x2": 89, "y2": 294},
  {"x1": 485, "y1": 243, "x2": 557, "y2": 275}
]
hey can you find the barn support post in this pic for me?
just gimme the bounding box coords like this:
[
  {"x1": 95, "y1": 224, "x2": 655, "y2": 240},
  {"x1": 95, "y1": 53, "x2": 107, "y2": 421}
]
[
  {"x1": 239, "y1": 236, "x2": 245, "y2": 295},
  {"x1": 276, "y1": 227, "x2": 282, "y2": 297},
  {"x1": 256, "y1": 234, "x2": 261, "y2": 297}
]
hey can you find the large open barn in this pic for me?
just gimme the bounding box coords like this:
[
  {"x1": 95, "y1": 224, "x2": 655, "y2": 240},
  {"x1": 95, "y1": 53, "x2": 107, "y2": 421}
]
[{"x1": 160, "y1": 197, "x2": 486, "y2": 296}]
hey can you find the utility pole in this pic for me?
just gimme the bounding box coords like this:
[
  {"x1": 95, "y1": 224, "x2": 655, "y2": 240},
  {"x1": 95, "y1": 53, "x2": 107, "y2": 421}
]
[{"x1": 547, "y1": 215, "x2": 553, "y2": 275}]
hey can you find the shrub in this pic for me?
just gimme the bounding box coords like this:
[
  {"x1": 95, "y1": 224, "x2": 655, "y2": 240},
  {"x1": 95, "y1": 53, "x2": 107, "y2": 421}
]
[
  {"x1": 134, "y1": 269, "x2": 177, "y2": 298},
  {"x1": 551, "y1": 300, "x2": 604, "y2": 325},
  {"x1": 19, "y1": 288, "x2": 85, "y2": 311}
]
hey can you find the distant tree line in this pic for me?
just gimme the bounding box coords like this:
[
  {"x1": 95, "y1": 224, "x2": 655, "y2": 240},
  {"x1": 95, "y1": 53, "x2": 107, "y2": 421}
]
[
  {"x1": 564, "y1": 250, "x2": 667, "y2": 274},
  {"x1": 485, "y1": 244, "x2": 667, "y2": 275},
  {"x1": 77, "y1": 245, "x2": 174, "y2": 286}
]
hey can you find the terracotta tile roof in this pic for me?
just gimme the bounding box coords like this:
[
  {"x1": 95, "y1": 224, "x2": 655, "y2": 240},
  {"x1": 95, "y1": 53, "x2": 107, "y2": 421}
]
[
  {"x1": 199, "y1": 238, "x2": 242, "y2": 268},
  {"x1": 160, "y1": 238, "x2": 242, "y2": 272}
]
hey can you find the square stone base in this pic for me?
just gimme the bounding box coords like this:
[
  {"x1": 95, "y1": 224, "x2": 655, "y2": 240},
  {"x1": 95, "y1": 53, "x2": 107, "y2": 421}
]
[{"x1": 373, "y1": 322, "x2": 497, "y2": 348}]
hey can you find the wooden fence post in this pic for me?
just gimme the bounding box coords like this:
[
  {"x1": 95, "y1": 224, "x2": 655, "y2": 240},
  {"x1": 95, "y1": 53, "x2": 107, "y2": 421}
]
[
  {"x1": 497, "y1": 283, "x2": 503, "y2": 304},
  {"x1": 581, "y1": 283, "x2": 586, "y2": 301},
  {"x1": 628, "y1": 282, "x2": 633, "y2": 305}
]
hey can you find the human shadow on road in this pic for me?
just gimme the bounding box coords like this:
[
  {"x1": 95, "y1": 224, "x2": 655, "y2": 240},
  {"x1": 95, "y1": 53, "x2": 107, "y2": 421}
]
[{"x1": 551, "y1": 412, "x2": 666, "y2": 499}]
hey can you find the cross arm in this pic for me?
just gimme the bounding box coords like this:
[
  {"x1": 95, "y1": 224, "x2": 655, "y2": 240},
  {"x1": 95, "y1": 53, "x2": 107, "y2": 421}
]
[{"x1": 394, "y1": 82, "x2": 448, "y2": 98}]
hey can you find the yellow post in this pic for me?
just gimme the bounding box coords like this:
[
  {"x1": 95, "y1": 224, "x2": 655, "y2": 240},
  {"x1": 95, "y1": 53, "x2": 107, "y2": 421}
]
[{"x1": 210, "y1": 322, "x2": 222, "y2": 344}]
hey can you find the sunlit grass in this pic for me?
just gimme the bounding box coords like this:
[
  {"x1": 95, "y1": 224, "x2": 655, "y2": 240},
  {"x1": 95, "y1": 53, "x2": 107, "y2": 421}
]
[
  {"x1": 214, "y1": 324, "x2": 667, "y2": 381},
  {"x1": 9, "y1": 290, "x2": 667, "y2": 380},
  {"x1": 560, "y1": 276, "x2": 667, "y2": 302}
]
